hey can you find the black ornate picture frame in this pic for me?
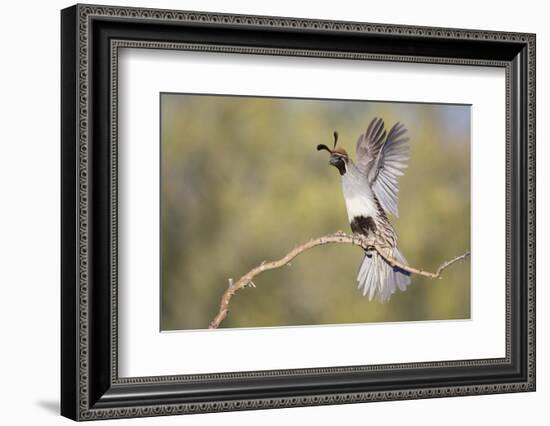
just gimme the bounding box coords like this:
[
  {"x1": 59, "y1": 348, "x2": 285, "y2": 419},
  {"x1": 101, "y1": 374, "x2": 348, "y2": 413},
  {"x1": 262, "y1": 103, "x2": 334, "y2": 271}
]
[{"x1": 61, "y1": 3, "x2": 536, "y2": 421}]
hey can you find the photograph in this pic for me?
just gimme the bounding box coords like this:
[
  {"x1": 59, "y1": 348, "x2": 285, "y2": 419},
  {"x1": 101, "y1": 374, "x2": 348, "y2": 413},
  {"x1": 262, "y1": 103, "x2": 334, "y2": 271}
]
[
  {"x1": 160, "y1": 93, "x2": 471, "y2": 331},
  {"x1": 57, "y1": 3, "x2": 535, "y2": 421}
]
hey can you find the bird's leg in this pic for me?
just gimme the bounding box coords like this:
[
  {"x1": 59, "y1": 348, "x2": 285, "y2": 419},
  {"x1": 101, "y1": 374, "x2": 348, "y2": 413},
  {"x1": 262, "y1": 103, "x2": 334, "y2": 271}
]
[{"x1": 349, "y1": 231, "x2": 377, "y2": 254}]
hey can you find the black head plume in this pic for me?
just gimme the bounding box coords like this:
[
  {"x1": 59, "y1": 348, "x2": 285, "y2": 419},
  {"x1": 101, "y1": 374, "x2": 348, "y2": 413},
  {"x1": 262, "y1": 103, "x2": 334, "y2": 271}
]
[
  {"x1": 316, "y1": 144, "x2": 331, "y2": 153},
  {"x1": 316, "y1": 130, "x2": 339, "y2": 153}
]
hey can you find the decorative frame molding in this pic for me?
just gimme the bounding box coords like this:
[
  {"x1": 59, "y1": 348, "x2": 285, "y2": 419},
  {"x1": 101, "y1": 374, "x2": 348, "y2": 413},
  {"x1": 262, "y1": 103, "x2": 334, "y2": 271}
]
[{"x1": 61, "y1": 3, "x2": 535, "y2": 421}]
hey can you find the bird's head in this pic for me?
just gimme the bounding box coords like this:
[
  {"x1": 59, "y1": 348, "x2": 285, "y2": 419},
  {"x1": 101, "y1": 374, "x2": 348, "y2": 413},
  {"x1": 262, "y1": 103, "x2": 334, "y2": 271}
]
[{"x1": 317, "y1": 131, "x2": 349, "y2": 176}]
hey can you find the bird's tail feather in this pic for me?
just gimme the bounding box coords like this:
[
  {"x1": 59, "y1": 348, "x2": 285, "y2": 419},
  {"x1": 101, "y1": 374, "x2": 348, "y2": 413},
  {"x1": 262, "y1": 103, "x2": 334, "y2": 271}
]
[{"x1": 357, "y1": 247, "x2": 411, "y2": 302}]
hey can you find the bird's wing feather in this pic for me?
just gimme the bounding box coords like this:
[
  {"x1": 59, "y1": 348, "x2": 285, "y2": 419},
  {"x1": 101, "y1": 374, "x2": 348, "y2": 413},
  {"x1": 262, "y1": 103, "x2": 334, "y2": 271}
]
[
  {"x1": 367, "y1": 122, "x2": 410, "y2": 217},
  {"x1": 355, "y1": 117, "x2": 387, "y2": 176},
  {"x1": 355, "y1": 118, "x2": 410, "y2": 216}
]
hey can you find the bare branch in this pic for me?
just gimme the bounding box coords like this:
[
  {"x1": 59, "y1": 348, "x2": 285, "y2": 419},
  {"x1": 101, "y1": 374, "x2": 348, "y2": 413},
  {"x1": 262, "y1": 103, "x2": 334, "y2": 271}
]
[
  {"x1": 374, "y1": 245, "x2": 470, "y2": 279},
  {"x1": 208, "y1": 232, "x2": 469, "y2": 329}
]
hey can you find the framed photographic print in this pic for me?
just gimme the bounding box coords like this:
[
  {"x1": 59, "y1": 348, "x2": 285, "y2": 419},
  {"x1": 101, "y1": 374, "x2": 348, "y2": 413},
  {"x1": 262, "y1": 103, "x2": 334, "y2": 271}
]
[{"x1": 61, "y1": 4, "x2": 536, "y2": 421}]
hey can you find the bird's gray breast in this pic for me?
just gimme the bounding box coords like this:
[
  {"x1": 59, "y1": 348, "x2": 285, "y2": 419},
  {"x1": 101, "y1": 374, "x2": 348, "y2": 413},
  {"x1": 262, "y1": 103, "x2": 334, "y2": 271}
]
[{"x1": 341, "y1": 168, "x2": 378, "y2": 223}]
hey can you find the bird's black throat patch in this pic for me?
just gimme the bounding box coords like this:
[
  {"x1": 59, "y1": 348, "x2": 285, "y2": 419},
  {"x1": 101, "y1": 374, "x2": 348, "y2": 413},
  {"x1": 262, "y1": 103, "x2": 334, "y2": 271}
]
[
  {"x1": 329, "y1": 156, "x2": 347, "y2": 176},
  {"x1": 335, "y1": 161, "x2": 346, "y2": 176},
  {"x1": 350, "y1": 215, "x2": 377, "y2": 236}
]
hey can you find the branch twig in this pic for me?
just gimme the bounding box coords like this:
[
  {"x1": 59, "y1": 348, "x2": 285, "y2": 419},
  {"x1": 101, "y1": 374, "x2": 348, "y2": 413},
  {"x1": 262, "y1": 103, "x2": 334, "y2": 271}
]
[
  {"x1": 208, "y1": 231, "x2": 469, "y2": 329},
  {"x1": 374, "y1": 245, "x2": 470, "y2": 279}
]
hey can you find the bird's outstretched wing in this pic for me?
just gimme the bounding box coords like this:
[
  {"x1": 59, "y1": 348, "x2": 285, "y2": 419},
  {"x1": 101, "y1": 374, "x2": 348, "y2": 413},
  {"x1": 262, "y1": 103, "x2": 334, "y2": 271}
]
[
  {"x1": 356, "y1": 118, "x2": 410, "y2": 217},
  {"x1": 355, "y1": 117, "x2": 387, "y2": 174}
]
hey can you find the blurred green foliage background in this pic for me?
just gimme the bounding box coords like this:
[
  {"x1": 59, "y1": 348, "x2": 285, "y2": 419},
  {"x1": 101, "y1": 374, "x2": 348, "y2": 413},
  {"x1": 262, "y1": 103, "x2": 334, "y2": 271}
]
[{"x1": 160, "y1": 94, "x2": 470, "y2": 330}]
